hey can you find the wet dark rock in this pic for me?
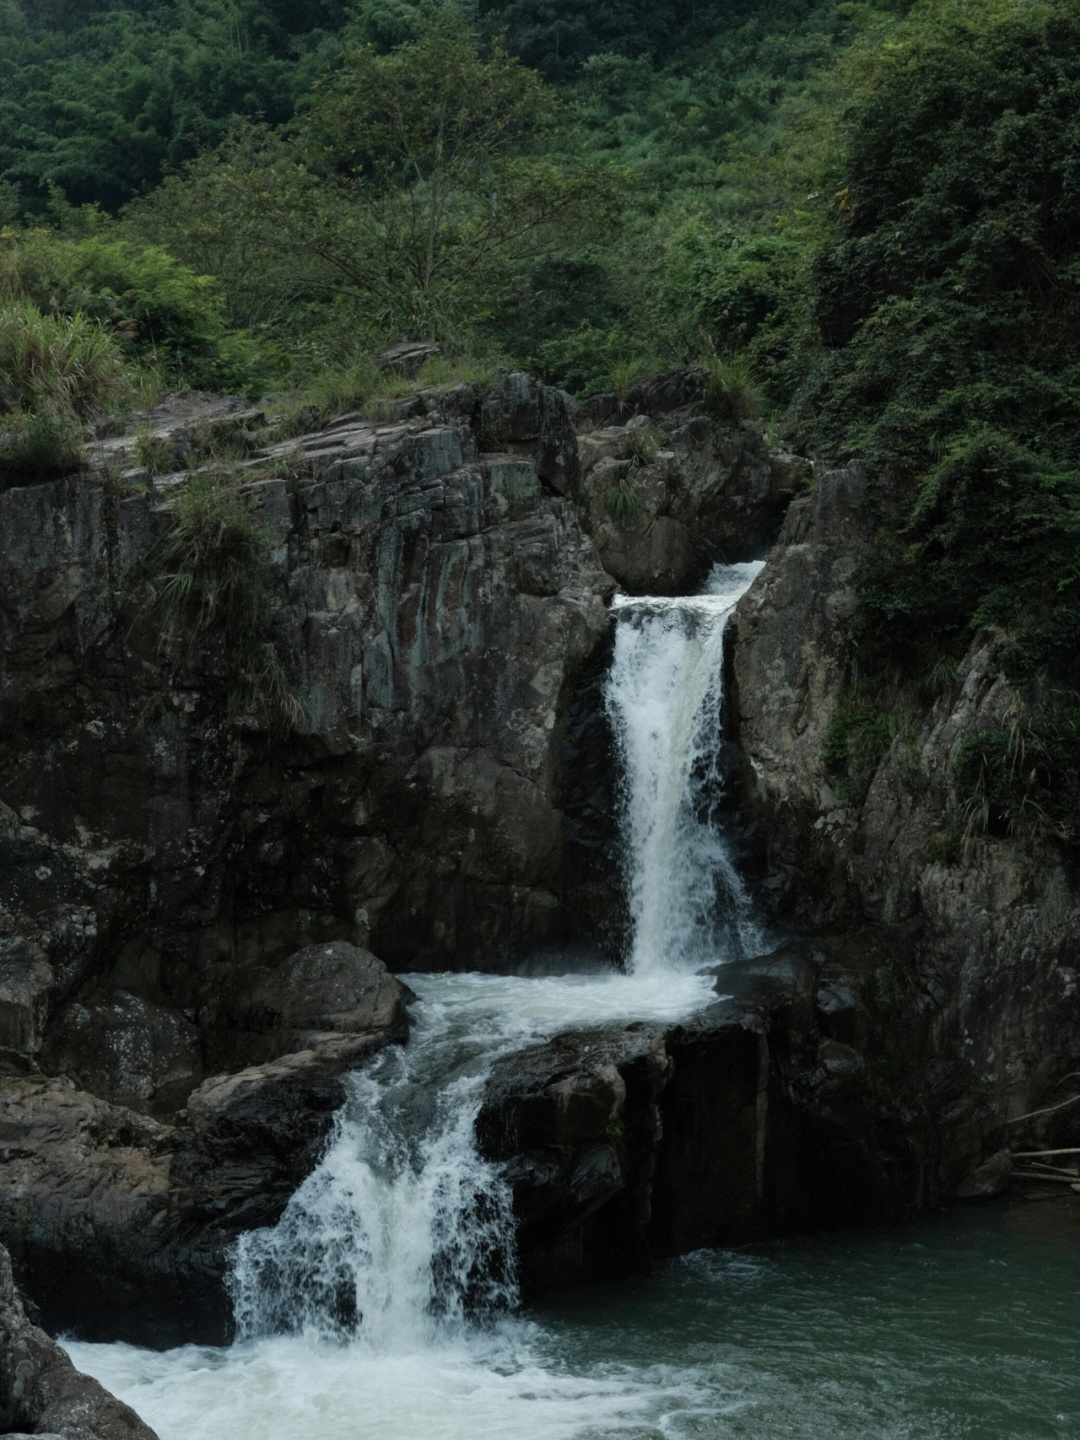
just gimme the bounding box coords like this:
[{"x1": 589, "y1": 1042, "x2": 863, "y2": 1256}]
[
  {"x1": 0, "y1": 1028, "x2": 399, "y2": 1346},
  {"x1": 479, "y1": 943, "x2": 1001, "y2": 1297},
  {"x1": 0, "y1": 1243, "x2": 158, "y2": 1439},
  {"x1": 727, "y1": 461, "x2": 1080, "y2": 1126},
  {"x1": 576, "y1": 408, "x2": 808, "y2": 594},
  {"x1": 955, "y1": 1149, "x2": 1012, "y2": 1200},
  {"x1": 41, "y1": 993, "x2": 201, "y2": 1117},
  {"x1": 220, "y1": 940, "x2": 411, "y2": 1066},
  {"x1": 0, "y1": 380, "x2": 612, "y2": 1100}
]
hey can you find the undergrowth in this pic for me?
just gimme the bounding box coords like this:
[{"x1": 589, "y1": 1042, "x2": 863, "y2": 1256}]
[{"x1": 154, "y1": 473, "x2": 301, "y2": 730}]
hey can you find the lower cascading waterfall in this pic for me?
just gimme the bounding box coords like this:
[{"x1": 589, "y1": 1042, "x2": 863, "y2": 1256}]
[
  {"x1": 228, "y1": 561, "x2": 765, "y2": 1349},
  {"x1": 230, "y1": 1036, "x2": 517, "y2": 1347}
]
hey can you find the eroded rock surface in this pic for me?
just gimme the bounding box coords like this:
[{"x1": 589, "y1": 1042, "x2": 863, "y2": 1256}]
[
  {"x1": 0, "y1": 1243, "x2": 159, "y2": 1438},
  {"x1": 478, "y1": 943, "x2": 999, "y2": 1295},
  {"x1": 0, "y1": 373, "x2": 623, "y2": 1338},
  {"x1": 576, "y1": 376, "x2": 808, "y2": 593},
  {"x1": 0, "y1": 377, "x2": 613, "y2": 1097}
]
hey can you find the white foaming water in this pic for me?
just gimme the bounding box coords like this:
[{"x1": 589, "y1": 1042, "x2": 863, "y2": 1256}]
[
  {"x1": 69, "y1": 969, "x2": 720, "y2": 1440},
  {"x1": 228, "y1": 969, "x2": 718, "y2": 1349},
  {"x1": 606, "y1": 560, "x2": 766, "y2": 973}
]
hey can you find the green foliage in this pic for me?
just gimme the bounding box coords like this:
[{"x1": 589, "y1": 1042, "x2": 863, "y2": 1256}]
[
  {"x1": 822, "y1": 680, "x2": 898, "y2": 802},
  {"x1": 607, "y1": 475, "x2": 640, "y2": 521},
  {"x1": 0, "y1": 407, "x2": 84, "y2": 487},
  {"x1": 806, "y1": 0, "x2": 1080, "y2": 661},
  {"x1": 797, "y1": 0, "x2": 1080, "y2": 848},
  {"x1": 0, "y1": 0, "x2": 351, "y2": 211},
  {"x1": 701, "y1": 342, "x2": 761, "y2": 424},
  {"x1": 0, "y1": 298, "x2": 126, "y2": 417},
  {"x1": 300, "y1": 8, "x2": 620, "y2": 340},
  {"x1": 951, "y1": 713, "x2": 1080, "y2": 849},
  {"x1": 2, "y1": 224, "x2": 266, "y2": 393}
]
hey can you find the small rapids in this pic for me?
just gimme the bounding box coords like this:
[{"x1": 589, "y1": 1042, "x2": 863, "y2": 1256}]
[
  {"x1": 224, "y1": 560, "x2": 768, "y2": 1353},
  {"x1": 228, "y1": 968, "x2": 720, "y2": 1347}
]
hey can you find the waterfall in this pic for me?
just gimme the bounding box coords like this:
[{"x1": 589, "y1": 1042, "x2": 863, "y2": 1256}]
[
  {"x1": 230, "y1": 1023, "x2": 517, "y2": 1347},
  {"x1": 227, "y1": 562, "x2": 764, "y2": 1350},
  {"x1": 605, "y1": 561, "x2": 765, "y2": 974}
]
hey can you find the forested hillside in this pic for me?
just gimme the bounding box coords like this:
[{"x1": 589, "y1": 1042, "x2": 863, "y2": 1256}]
[{"x1": 4, "y1": 0, "x2": 1080, "y2": 843}]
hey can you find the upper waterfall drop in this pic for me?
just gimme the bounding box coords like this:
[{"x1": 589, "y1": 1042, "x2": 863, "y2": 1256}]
[{"x1": 605, "y1": 560, "x2": 766, "y2": 975}]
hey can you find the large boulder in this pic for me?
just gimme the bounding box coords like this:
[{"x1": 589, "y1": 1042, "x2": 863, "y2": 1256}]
[
  {"x1": 220, "y1": 940, "x2": 411, "y2": 1066},
  {"x1": 577, "y1": 412, "x2": 807, "y2": 594},
  {"x1": 478, "y1": 941, "x2": 1000, "y2": 1297}
]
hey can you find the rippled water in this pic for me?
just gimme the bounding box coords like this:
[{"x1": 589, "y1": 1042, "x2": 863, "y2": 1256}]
[{"x1": 70, "y1": 1204, "x2": 1080, "y2": 1440}]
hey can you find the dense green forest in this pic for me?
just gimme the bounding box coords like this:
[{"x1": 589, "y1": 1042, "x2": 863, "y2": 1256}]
[{"x1": 4, "y1": 0, "x2": 1080, "y2": 844}]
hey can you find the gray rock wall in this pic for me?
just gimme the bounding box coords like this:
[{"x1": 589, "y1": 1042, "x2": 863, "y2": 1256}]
[
  {"x1": 0, "y1": 382, "x2": 614, "y2": 1115},
  {"x1": 727, "y1": 465, "x2": 1080, "y2": 1124}
]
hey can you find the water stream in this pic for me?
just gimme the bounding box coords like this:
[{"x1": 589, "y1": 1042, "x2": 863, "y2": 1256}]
[{"x1": 67, "y1": 562, "x2": 1080, "y2": 1438}]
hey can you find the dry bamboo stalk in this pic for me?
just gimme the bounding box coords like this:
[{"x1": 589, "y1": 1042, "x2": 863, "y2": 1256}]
[
  {"x1": 1012, "y1": 1148, "x2": 1080, "y2": 1158},
  {"x1": 1007, "y1": 1090, "x2": 1080, "y2": 1124}
]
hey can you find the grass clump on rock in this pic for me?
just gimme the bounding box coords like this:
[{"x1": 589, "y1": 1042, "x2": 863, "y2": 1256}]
[
  {"x1": 0, "y1": 298, "x2": 127, "y2": 486},
  {"x1": 155, "y1": 472, "x2": 300, "y2": 730}
]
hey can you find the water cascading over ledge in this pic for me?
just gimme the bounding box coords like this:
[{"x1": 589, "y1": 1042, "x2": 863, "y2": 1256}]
[
  {"x1": 225, "y1": 562, "x2": 769, "y2": 1346},
  {"x1": 605, "y1": 561, "x2": 766, "y2": 973}
]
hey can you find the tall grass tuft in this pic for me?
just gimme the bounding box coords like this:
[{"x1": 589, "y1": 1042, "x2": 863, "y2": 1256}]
[
  {"x1": 154, "y1": 473, "x2": 302, "y2": 730},
  {"x1": 0, "y1": 300, "x2": 126, "y2": 419},
  {"x1": 700, "y1": 334, "x2": 761, "y2": 424}
]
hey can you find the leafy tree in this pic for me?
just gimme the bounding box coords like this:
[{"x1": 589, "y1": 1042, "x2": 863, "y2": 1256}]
[
  {"x1": 194, "y1": 6, "x2": 619, "y2": 343},
  {"x1": 802, "y1": 0, "x2": 1080, "y2": 840}
]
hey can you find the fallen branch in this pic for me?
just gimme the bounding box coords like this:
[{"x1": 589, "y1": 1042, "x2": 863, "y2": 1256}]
[{"x1": 1006, "y1": 1092, "x2": 1080, "y2": 1124}]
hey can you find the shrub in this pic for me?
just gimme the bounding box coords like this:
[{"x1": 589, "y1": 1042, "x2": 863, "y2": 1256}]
[
  {"x1": 1, "y1": 227, "x2": 266, "y2": 395},
  {"x1": 0, "y1": 408, "x2": 83, "y2": 487},
  {"x1": 0, "y1": 299, "x2": 126, "y2": 417},
  {"x1": 701, "y1": 343, "x2": 761, "y2": 423},
  {"x1": 607, "y1": 476, "x2": 641, "y2": 520}
]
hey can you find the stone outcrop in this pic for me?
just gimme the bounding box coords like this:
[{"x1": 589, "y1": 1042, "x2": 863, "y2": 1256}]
[
  {"x1": 576, "y1": 384, "x2": 808, "y2": 593},
  {"x1": 478, "y1": 942, "x2": 999, "y2": 1295},
  {"x1": 0, "y1": 378, "x2": 613, "y2": 1099},
  {"x1": 0, "y1": 1243, "x2": 158, "y2": 1439},
  {"x1": 0, "y1": 1019, "x2": 395, "y2": 1345},
  {"x1": 0, "y1": 373, "x2": 622, "y2": 1339},
  {"x1": 727, "y1": 464, "x2": 1080, "y2": 1126}
]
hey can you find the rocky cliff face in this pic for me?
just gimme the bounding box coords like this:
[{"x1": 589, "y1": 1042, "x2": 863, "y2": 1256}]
[
  {"x1": 728, "y1": 464, "x2": 1080, "y2": 1126},
  {"x1": 2, "y1": 365, "x2": 1074, "y2": 1358},
  {"x1": 0, "y1": 377, "x2": 612, "y2": 1095},
  {"x1": 0, "y1": 374, "x2": 623, "y2": 1336}
]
